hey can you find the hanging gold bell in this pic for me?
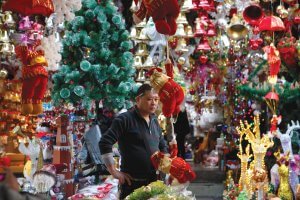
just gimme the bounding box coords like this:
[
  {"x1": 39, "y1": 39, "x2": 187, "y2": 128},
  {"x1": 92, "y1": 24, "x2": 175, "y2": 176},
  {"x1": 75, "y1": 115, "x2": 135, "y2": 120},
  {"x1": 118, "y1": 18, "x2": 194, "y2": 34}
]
[
  {"x1": 135, "y1": 42, "x2": 149, "y2": 56},
  {"x1": 129, "y1": 27, "x2": 137, "y2": 39},
  {"x1": 8, "y1": 43, "x2": 15, "y2": 54},
  {"x1": 136, "y1": 18, "x2": 147, "y2": 28},
  {"x1": 276, "y1": 5, "x2": 288, "y2": 18},
  {"x1": 194, "y1": 17, "x2": 207, "y2": 37},
  {"x1": 136, "y1": 69, "x2": 146, "y2": 82},
  {"x1": 143, "y1": 56, "x2": 154, "y2": 68},
  {"x1": 176, "y1": 13, "x2": 188, "y2": 24},
  {"x1": 178, "y1": 56, "x2": 186, "y2": 65},
  {"x1": 196, "y1": 37, "x2": 211, "y2": 51},
  {"x1": 133, "y1": 55, "x2": 143, "y2": 68},
  {"x1": 0, "y1": 30, "x2": 10, "y2": 43},
  {"x1": 181, "y1": 0, "x2": 194, "y2": 12},
  {"x1": 175, "y1": 38, "x2": 189, "y2": 52},
  {"x1": 2, "y1": 11, "x2": 15, "y2": 28},
  {"x1": 185, "y1": 26, "x2": 194, "y2": 37},
  {"x1": 206, "y1": 23, "x2": 216, "y2": 36},
  {"x1": 130, "y1": 0, "x2": 139, "y2": 12},
  {"x1": 137, "y1": 28, "x2": 149, "y2": 41},
  {"x1": 227, "y1": 14, "x2": 248, "y2": 40},
  {"x1": 175, "y1": 24, "x2": 187, "y2": 37},
  {"x1": 0, "y1": 68, "x2": 8, "y2": 79},
  {"x1": 0, "y1": 43, "x2": 11, "y2": 54}
]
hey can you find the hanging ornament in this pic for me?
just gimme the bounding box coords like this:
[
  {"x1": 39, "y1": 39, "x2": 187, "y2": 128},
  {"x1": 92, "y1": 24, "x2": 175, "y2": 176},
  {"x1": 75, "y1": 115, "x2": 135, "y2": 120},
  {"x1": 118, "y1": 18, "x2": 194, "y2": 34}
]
[
  {"x1": 263, "y1": 44, "x2": 281, "y2": 84},
  {"x1": 276, "y1": 5, "x2": 289, "y2": 18},
  {"x1": 249, "y1": 38, "x2": 263, "y2": 50},
  {"x1": 264, "y1": 91, "x2": 279, "y2": 114},
  {"x1": 1, "y1": 11, "x2": 16, "y2": 28},
  {"x1": 242, "y1": 4, "x2": 264, "y2": 26},
  {"x1": 60, "y1": 88, "x2": 70, "y2": 99},
  {"x1": 74, "y1": 85, "x2": 85, "y2": 97},
  {"x1": 82, "y1": 47, "x2": 91, "y2": 59},
  {"x1": 0, "y1": 69, "x2": 8, "y2": 79},
  {"x1": 258, "y1": 16, "x2": 285, "y2": 31},
  {"x1": 227, "y1": 14, "x2": 248, "y2": 40}
]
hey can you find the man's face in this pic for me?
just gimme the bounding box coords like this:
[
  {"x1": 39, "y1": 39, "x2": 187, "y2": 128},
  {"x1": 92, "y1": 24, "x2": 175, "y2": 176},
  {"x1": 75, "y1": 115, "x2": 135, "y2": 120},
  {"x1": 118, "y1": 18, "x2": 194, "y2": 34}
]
[{"x1": 136, "y1": 90, "x2": 159, "y2": 114}]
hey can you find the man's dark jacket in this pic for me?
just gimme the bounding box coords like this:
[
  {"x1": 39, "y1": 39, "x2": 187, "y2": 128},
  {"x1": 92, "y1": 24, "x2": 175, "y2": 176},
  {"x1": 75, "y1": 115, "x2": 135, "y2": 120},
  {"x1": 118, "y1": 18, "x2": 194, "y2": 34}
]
[{"x1": 99, "y1": 107, "x2": 168, "y2": 179}]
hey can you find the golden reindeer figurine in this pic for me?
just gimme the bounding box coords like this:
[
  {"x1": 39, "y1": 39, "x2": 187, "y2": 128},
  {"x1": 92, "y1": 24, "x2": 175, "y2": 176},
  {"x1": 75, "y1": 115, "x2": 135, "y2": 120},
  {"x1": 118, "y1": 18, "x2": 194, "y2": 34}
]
[
  {"x1": 237, "y1": 144, "x2": 253, "y2": 196},
  {"x1": 236, "y1": 114, "x2": 274, "y2": 199},
  {"x1": 236, "y1": 114, "x2": 274, "y2": 170}
]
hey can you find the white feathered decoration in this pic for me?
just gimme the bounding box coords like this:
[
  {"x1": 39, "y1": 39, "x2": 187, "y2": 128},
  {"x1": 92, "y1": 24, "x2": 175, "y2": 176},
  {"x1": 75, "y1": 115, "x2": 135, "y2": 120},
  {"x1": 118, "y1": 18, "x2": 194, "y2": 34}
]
[
  {"x1": 37, "y1": 34, "x2": 62, "y2": 71},
  {"x1": 52, "y1": 0, "x2": 82, "y2": 25}
]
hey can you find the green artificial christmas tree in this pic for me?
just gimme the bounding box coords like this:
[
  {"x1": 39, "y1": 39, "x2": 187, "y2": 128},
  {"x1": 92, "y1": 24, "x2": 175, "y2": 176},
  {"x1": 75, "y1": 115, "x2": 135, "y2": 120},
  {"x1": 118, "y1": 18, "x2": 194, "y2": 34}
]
[{"x1": 52, "y1": 0, "x2": 136, "y2": 110}]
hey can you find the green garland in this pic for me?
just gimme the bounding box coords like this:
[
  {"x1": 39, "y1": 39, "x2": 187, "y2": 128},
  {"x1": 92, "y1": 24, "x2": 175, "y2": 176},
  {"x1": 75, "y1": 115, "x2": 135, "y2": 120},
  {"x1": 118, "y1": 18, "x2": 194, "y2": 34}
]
[
  {"x1": 238, "y1": 59, "x2": 300, "y2": 104},
  {"x1": 247, "y1": 60, "x2": 267, "y2": 81},
  {"x1": 238, "y1": 82, "x2": 300, "y2": 104}
]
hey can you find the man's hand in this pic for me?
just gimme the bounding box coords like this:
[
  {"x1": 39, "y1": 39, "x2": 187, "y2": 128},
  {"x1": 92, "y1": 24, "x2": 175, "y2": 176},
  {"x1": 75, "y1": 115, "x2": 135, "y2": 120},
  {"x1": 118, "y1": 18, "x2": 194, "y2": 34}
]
[
  {"x1": 110, "y1": 169, "x2": 133, "y2": 185},
  {"x1": 3, "y1": 167, "x2": 19, "y2": 191},
  {"x1": 106, "y1": 164, "x2": 133, "y2": 185}
]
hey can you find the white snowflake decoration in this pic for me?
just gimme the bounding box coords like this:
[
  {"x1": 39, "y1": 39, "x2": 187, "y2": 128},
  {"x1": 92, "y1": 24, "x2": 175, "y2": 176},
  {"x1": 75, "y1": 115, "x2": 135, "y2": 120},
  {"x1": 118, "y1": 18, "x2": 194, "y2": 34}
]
[
  {"x1": 37, "y1": 34, "x2": 62, "y2": 71},
  {"x1": 52, "y1": 0, "x2": 82, "y2": 25}
]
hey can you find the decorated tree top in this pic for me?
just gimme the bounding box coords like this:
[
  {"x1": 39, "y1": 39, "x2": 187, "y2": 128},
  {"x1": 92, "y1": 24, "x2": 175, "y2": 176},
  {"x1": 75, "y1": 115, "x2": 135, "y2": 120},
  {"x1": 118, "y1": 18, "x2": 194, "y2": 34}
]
[{"x1": 52, "y1": 0, "x2": 136, "y2": 110}]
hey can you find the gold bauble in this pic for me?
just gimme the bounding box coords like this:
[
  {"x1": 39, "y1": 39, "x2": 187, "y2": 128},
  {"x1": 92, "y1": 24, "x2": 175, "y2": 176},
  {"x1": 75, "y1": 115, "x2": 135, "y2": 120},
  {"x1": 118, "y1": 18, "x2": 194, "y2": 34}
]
[
  {"x1": 178, "y1": 57, "x2": 186, "y2": 65},
  {"x1": 0, "y1": 69, "x2": 8, "y2": 79}
]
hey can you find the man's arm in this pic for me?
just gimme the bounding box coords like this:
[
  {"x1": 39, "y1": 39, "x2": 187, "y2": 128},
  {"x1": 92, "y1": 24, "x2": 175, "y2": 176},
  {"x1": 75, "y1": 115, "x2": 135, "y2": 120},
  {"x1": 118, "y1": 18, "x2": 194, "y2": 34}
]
[
  {"x1": 99, "y1": 116, "x2": 124, "y2": 168},
  {"x1": 99, "y1": 116, "x2": 132, "y2": 185}
]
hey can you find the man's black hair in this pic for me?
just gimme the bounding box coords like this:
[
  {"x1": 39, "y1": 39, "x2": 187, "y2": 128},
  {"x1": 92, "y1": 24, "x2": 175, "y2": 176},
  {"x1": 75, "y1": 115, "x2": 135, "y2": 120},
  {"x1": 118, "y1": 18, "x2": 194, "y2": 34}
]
[{"x1": 136, "y1": 83, "x2": 152, "y2": 97}]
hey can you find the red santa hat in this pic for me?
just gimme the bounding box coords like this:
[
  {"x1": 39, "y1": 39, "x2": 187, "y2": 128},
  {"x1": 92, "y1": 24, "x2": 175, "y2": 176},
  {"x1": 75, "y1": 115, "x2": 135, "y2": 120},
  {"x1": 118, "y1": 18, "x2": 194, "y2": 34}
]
[{"x1": 169, "y1": 157, "x2": 196, "y2": 183}]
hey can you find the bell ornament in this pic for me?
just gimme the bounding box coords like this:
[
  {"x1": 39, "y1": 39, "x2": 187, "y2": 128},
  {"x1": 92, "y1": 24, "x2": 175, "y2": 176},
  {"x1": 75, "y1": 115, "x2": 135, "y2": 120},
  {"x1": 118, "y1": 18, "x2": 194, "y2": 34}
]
[
  {"x1": 181, "y1": 0, "x2": 194, "y2": 12},
  {"x1": 176, "y1": 13, "x2": 188, "y2": 24},
  {"x1": 186, "y1": 26, "x2": 194, "y2": 37},
  {"x1": 175, "y1": 24, "x2": 187, "y2": 37},
  {"x1": 0, "y1": 30, "x2": 10, "y2": 43},
  {"x1": 136, "y1": 69, "x2": 147, "y2": 82},
  {"x1": 243, "y1": 4, "x2": 264, "y2": 26},
  {"x1": 194, "y1": 17, "x2": 207, "y2": 37},
  {"x1": 227, "y1": 14, "x2": 248, "y2": 40},
  {"x1": 206, "y1": 23, "x2": 216, "y2": 36},
  {"x1": 196, "y1": 37, "x2": 211, "y2": 51},
  {"x1": 143, "y1": 56, "x2": 154, "y2": 68},
  {"x1": 2, "y1": 11, "x2": 15, "y2": 27},
  {"x1": 135, "y1": 18, "x2": 147, "y2": 28},
  {"x1": 135, "y1": 42, "x2": 149, "y2": 56},
  {"x1": 129, "y1": 27, "x2": 137, "y2": 39},
  {"x1": 133, "y1": 56, "x2": 143, "y2": 68},
  {"x1": 130, "y1": 0, "x2": 139, "y2": 12},
  {"x1": 175, "y1": 38, "x2": 189, "y2": 52},
  {"x1": 137, "y1": 28, "x2": 149, "y2": 41}
]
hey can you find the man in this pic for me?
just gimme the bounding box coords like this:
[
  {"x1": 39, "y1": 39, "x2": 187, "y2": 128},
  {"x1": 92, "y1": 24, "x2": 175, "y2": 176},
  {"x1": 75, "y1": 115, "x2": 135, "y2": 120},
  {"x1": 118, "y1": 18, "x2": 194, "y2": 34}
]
[{"x1": 99, "y1": 84, "x2": 168, "y2": 199}]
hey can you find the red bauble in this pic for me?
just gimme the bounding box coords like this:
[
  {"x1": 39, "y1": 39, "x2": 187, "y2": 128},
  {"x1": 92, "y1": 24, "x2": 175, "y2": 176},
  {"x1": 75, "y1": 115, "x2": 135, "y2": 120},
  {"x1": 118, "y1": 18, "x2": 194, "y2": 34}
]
[
  {"x1": 199, "y1": 55, "x2": 208, "y2": 64},
  {"x1": 189, "y1": 89, "x2": 196, "y2": 95},
  {"x1": 169, "y1": 38, "x2": 178, "y2": 49}
]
